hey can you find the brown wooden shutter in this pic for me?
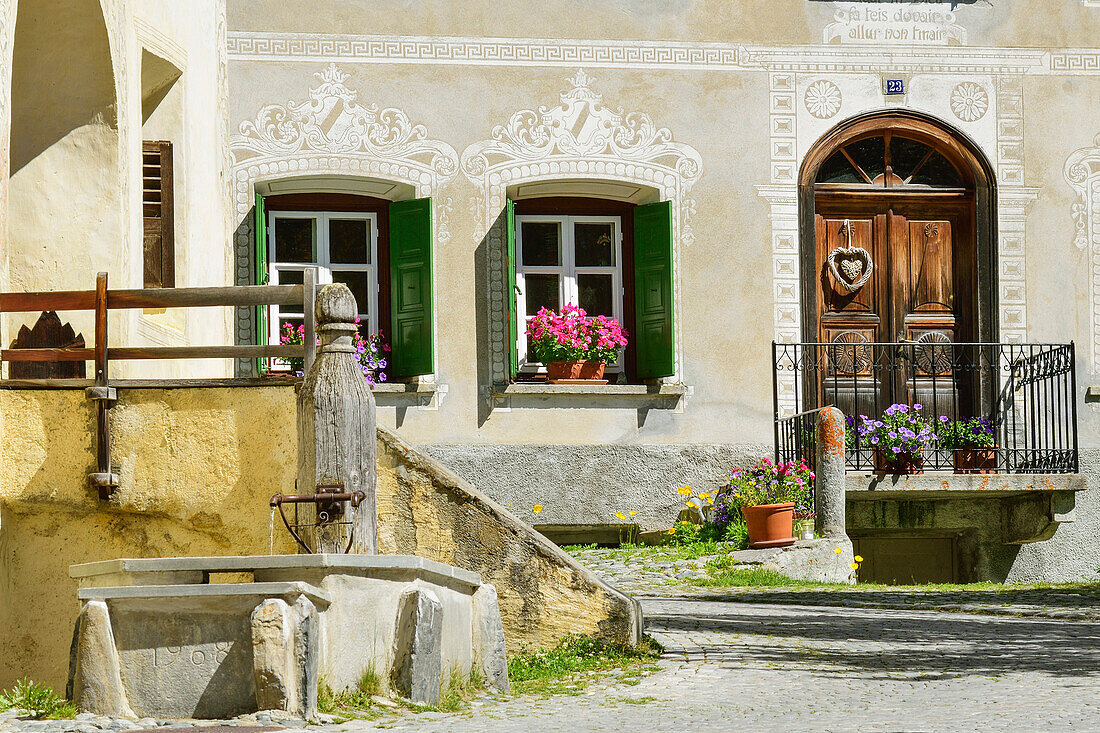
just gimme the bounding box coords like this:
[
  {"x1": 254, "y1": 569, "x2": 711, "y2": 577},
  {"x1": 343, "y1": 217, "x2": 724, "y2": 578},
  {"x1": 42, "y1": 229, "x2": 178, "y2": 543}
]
[{"x1": 142, "y1": 140, "x2": 174, "y2": 287}]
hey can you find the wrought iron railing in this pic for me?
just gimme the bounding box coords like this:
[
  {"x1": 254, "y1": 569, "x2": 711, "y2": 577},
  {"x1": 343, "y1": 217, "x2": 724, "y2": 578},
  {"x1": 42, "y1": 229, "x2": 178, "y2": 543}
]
[{"x1": 773, "y1": 341, "x2": 1079, "y2": 473}]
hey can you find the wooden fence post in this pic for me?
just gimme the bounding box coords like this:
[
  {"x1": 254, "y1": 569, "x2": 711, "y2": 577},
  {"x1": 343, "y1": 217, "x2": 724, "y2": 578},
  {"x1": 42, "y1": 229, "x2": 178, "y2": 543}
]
[
  {"x1": 87, "y1": 272, "x2": 118, "y2": 498},
  {"x1": 302, "y1": 267, "x2": 317, "y2": 374},
  {"x1": 296, "y1": 283, "x2": 377, "y2": 553}
]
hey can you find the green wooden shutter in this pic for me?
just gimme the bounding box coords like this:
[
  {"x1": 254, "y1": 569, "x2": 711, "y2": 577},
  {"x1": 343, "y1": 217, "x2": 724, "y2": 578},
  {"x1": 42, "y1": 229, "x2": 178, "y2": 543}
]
[
  {"x1": 632, "y1": 200, "x2": 675, "y2": 379},
  {"x1": 254, "y1": 192, "x2": 268, "y2": 374},
  {"x1": 389, "y1": 197, "x2": 434, "y2": 378},
  {"x1": 506, "y1": 199, "x2": 518, "y2": 377}
]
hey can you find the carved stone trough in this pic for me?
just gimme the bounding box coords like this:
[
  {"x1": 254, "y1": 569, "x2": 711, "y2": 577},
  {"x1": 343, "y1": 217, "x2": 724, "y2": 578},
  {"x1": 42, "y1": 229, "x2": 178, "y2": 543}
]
[{"x1": 68, "y1": 554, "x2": 509, "y2": 719}]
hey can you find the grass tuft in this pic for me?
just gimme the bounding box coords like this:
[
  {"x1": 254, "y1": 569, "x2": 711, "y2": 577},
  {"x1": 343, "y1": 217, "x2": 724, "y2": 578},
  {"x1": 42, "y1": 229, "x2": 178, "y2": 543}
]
[
  {"x1": 0, "y1": 679, "x2": 76, "y2": 719},
  {"x1": 508, "y1": 634, "x2": 662, "y2": 697}
]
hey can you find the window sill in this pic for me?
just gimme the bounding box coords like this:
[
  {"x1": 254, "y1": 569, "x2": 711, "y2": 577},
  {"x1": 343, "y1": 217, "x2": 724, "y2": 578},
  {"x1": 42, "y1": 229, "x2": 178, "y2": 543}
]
[
  {"x1": 491, "y1": 382, "x2": 688, "y2": 409},
  {"x1": 495, "y1": 382, "x2": 685, "y2": 397}
]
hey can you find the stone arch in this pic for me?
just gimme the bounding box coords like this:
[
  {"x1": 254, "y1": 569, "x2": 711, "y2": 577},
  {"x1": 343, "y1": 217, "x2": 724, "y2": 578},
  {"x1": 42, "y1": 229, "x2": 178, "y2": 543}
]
[{"x1": 797, "y1": 109, "x2": 999, "y2": 344}]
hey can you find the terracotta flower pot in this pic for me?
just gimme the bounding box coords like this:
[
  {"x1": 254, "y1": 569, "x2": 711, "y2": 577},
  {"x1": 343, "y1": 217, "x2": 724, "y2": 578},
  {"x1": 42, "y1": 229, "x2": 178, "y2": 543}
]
[
  {"x1": 953, "y1": 447, "x2": 997, "y2": 474},
  {"x1": 740, "y1": 502, "x2": 796, "y2": 549},
  {"x1": 547, "y1": 360, "x2": 606, "y2": 383},
  {"x1": 873, "y1": 449, "x2": 924, "y2": 475}
]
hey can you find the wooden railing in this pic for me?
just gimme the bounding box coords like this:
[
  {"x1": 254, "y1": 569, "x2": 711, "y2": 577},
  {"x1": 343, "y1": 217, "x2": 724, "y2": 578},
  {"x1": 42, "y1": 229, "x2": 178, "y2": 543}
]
[
  {"x1": 1, "y1": 270, "x2": 318, "y2": 381},
  {"x1": 0, "y1": 271, "x2": 319, "y2": 496}
]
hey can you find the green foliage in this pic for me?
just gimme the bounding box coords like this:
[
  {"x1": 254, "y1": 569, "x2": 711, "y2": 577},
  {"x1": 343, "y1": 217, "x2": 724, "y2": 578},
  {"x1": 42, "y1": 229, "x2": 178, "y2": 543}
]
[
  {"x1": 436, "y1": 666, "x2": 486, "y2": 712},
  {"x1": 0, "y1": 679, "x2": 75, "y2": 719},
  {"x1": 667, "y1": 520, "x2": 702, "y2": 545},
  {"x1": 316, "y1": 666, "x2": 386, "y2": 720},
  {"x1": 692, "y1": 560, "x2": 808, "y2": 588},
  {"x1": 937, "y1": 417, "x2": 996, "y2": 449},
  {"x1": 508, "y1": 635, "x2": 662, "y2": 697},
  {"x1": 721, "y1": 519, "x2": 750, "y2": 550}
]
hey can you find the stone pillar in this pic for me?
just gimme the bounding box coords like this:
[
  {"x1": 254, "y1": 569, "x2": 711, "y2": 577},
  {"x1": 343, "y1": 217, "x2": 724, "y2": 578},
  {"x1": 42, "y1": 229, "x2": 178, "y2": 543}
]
[
  {"x1": 250, "y1": 596, "x2": 319, "y2": 719},
  {"x1": 815, "y1": 407, "x2": 847, "y2": 539},
  {"x1": 471, "y1": 584, "x2": 510, "y2": 693},
  {"x1": 297, "y1": 283, "x2": 378, "y2": 554},
  {"x1": 72, "y1": 600, "x2": 135, "y2": 719},
  {"x1": 391, "y1": 587, "x2": 443, "y2": 705}
]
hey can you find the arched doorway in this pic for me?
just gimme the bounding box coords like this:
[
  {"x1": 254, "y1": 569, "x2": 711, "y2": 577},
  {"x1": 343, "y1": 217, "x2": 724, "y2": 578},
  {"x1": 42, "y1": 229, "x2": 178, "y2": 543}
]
[{"x1": 798, "y1": 111, "x2": 997, "y2": 417}]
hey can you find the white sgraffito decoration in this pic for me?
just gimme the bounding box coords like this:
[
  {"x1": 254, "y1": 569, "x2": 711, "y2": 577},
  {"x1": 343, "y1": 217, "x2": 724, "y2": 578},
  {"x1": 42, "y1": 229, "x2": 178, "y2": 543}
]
[
  {"x1": 230, "y1": 62, "x2": 459, "y2": 226},
  {"x1": 461, "y1": 70, "x2": 702, "y2": 385},
  {"x1": 950, "y1": 82, "x2": 989, "y2": 122},
  {"x1": 1065, "y1": 135, "x2": 1100, "y2": 368}
]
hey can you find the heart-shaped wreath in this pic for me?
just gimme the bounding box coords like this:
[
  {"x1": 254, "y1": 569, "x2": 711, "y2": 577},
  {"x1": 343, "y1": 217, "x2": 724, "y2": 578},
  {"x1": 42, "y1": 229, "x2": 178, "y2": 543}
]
[{"x1": 826, "y1": 246, "x2": 874, "y2": 294}]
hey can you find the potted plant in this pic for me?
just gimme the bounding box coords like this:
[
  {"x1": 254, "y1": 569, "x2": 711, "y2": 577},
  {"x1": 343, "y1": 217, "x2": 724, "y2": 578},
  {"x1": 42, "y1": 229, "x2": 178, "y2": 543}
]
[
  {"x1": 716, "y1": 458, "x2": 813, "y2": 549},
  {"x1": 857, "y1": 403, "x2": 937, "y2": 475},
  {"x1": 938, "y1": 416, "x2": 997, "y2": 474},
  {"x1": 525, "y1": 304, "x2": 628, "y2": 383}
]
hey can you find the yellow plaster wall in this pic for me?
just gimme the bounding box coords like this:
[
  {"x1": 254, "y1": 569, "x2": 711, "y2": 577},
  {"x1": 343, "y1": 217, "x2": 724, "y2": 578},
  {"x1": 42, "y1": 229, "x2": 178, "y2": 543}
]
[{"x1": 0, "y1": 386, "x2": 636, "y2": 690}]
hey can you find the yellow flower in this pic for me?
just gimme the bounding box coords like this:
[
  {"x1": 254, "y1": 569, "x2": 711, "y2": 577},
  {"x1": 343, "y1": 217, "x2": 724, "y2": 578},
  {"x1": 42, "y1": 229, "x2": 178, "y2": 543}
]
[
  {"x1": 849, "y1": 562, "x2": 859, "y2": 570},
  {"x1": 667, "y1": 528, "x2": 675, "y2": 535},
  {"x1": 686, "y1": 501, "x2": 696, "y2": 508},
  {"x1": 699, "y1": 492, "x2": 711, "y2": 499},
  {"x1": 616, "y1": 512, "x2": 626, "y2": 520},
  {"x1": 677, "y1": 486, "x2": 693, "y2": 496},
  {"x1": 854, "y1": 555, "x2": 864, "y2": 563},
  {"x1": 533, "y1": 504, "x2": 543, "y2": 514},
  {"x1": 629, "y1": 510, "x2": 637, "y2": 516},
  {"x1": 834, "y1": 547, "x2": 843, "y2": 554}
]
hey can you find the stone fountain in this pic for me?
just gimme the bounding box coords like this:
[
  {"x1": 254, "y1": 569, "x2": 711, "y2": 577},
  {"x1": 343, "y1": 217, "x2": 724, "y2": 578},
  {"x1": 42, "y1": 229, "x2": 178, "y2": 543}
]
[{"x1": 67, "y1": 284, "x2": 508, "y2": 720}]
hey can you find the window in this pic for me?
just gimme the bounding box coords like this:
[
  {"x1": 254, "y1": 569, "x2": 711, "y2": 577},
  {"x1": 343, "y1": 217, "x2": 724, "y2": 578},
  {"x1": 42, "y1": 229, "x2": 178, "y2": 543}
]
[
  {"x1": 142, "y1": 140, "x2": 174, "y2": 287},
  {"x1": 505, "y1": 197, "x2": 675, "y2": 382},
  {"x1": 267, "y1": 211, "x2": 378, "y2": 343},
  {"x1": 515, "y1": 214, "x2": 623, "y2": 369},
  {"x1": 253, "y1": 192, "x2": 436, "y2": 379}
]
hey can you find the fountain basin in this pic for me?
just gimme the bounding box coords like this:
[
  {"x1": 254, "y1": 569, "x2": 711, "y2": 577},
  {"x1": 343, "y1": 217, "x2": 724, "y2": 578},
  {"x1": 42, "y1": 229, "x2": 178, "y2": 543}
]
[{"x1": 68, "y1": 555, "x2": 509, "y2": 719}]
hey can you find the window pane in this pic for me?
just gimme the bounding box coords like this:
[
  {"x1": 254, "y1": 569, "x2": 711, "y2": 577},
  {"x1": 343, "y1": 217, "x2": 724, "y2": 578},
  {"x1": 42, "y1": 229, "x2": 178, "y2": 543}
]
[
  {"x1": 577, "y1": 273, "x2": 614, "y2": 317},
  {"x1": 845, "y1": 136, "x2": 885, "y2": 182},
  {"x1": 910, "y1": 151, "x2": 964, "y2": 188},
  {"x1": 276, "y1": 269, "x2": 304, "y2": 316},
  {"x1": 816, "y1": 151, "x2": 862, "y2": 184},
  {"x1": 520, "y1": 222, "x2": 561, "y2": 266},
  {"x1": 274, "y1": 218, "x2": 315, "y2": 262},
  {"x1": 330, "y1": 218, "x2": 370, "y2": 264},
  {"x1": 523, "y1": 274, "x2": 560, "y2": 316},
  {"x1": 890, "y1": 136, "x2": 931, "y2": 181},
  {"x1": 332, "y1": 271, "x2": 370, "y2": 315},
  {"x1": 574, "y1": 223, "x2": 615, "y2": 267}
]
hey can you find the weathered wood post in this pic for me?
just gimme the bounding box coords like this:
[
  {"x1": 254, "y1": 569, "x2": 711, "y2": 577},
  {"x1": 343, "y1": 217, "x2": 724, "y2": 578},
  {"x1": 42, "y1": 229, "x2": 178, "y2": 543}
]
[
  {"x1": 297, "y1": 283, "x2": 377, "y2": 554},
  {"x1": 815, "y1": 407, "x2": 847, "y2": 538}
]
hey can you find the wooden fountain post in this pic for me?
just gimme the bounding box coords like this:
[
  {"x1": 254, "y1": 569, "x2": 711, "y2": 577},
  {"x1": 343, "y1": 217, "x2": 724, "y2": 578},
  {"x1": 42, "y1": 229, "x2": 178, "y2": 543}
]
[{"x1": 296, "y1": 283, "x2": 378, "y2": 554}]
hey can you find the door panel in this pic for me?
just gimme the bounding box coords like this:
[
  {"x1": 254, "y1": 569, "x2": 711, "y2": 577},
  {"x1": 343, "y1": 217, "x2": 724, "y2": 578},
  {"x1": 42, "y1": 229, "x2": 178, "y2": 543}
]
[{"x1": 813, "y1": 196, "x2": 975, "y2": 416}]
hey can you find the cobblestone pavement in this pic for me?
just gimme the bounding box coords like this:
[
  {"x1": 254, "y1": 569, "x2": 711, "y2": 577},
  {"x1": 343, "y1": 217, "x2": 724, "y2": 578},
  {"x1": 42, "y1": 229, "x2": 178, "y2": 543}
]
[{"x1": 6, "y1": 550, "x2": 1100, "y2": 732}]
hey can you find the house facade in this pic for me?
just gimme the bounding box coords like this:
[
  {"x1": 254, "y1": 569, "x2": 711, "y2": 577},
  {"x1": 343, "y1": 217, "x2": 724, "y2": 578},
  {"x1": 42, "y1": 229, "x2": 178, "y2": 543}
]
[{"x1": 3, "y1": 0, "x2": 1100, "y2": 585}]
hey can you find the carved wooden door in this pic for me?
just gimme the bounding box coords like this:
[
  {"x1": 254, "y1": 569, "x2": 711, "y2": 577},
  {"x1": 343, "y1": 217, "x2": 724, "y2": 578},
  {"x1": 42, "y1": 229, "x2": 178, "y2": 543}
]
[{"x1": 814, "y1": 198, "x2": 975, "y2": 418}]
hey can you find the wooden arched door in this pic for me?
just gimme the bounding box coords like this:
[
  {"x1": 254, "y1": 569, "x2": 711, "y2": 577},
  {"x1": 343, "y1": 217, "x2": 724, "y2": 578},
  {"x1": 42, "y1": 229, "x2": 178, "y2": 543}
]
[{"x1": 802, "y1": 116, "x2": 992, "y2": 419}]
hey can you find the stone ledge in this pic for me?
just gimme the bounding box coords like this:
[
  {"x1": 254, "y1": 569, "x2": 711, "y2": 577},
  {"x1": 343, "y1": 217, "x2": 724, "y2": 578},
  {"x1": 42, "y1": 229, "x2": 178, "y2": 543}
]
[
  {"x1": 76, "y1": 581, "x2": 332, "y2": 606},
  {"x1": 70, "y1": 554, "x2": 481, "y2": 590},
  {"x1": 846, "y1": 472, "x2": 1087, "y2": 499}
]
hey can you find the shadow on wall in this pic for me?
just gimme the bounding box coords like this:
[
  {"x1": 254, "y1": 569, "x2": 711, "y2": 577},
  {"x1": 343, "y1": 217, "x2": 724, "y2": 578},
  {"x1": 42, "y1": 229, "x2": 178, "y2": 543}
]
[
  {"x1": 10, "y1": 0, "x2": 117, "y2": 174},
  {"x1": 0, "y1": 388, "x2": 300, "y2": 690}
]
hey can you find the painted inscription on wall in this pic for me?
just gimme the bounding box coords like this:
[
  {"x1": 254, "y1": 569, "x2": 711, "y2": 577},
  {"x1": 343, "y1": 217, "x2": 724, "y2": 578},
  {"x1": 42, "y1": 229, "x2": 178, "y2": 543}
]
[{"x1": 824, "y1": 3, "x2": 967, "y2": 45}]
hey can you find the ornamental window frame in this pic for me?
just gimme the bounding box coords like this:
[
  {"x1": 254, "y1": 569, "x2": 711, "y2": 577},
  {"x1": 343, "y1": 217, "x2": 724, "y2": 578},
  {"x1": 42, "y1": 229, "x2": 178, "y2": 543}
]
[{"x1": 514, "y1": 212, "x2": 625, "y2": 372}]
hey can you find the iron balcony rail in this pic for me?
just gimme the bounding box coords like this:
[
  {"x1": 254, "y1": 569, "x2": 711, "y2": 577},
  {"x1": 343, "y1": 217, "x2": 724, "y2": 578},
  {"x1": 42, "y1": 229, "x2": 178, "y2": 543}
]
[{"x1": 772, "y1": 341, "x2": 1079, "y2": 474}]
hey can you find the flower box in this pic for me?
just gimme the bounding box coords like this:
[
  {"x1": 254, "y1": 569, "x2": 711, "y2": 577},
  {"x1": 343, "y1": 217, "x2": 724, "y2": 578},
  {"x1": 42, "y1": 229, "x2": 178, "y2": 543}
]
[
  {"x1": 953, "y1": 447, "x2": 997, "y2": 474},
  {"x1": 873, "y1": 449, "x2": 924, "y2": 475}
]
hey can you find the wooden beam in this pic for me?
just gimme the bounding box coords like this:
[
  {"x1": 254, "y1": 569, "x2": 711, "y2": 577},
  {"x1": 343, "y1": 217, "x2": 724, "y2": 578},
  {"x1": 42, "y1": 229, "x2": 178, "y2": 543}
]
[
  {"x1": 0, "y1": 291, "x2": 96, "y2": 312},
  {"x1": 106, "y1": 345, "x2": 304, "y2": 360},
  {"x1": 0, "y1": 284, "x2": 305, "y2": 313},
  {"x1": 0, "y1": 347, "x2": 95, "y2": 362},
  {"x1": 107, "y1": 285, "x2": 304, "y2": 309}
]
